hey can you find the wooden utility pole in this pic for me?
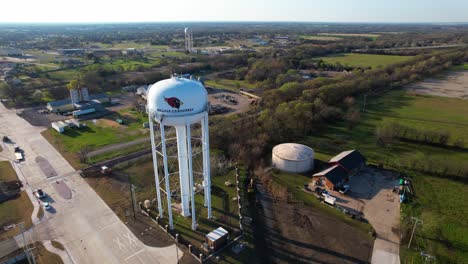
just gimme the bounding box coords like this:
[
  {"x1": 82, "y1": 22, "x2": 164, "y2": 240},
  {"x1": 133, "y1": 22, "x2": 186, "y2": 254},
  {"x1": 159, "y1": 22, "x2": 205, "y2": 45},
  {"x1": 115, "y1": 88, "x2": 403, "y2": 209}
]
[{"x1": 408, "y1": 217, "x2": 423, "y2": 249}]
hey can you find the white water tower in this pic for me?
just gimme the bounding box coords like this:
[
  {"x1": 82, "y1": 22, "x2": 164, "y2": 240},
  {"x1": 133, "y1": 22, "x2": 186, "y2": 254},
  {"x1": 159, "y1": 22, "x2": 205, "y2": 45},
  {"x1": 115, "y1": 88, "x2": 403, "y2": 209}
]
[
  {"x1": 184, "y1": 27, "x2": 193, "y2": 53},
  {"x1": 147, "y1": 77, "x2": 211, "y2": 230}
]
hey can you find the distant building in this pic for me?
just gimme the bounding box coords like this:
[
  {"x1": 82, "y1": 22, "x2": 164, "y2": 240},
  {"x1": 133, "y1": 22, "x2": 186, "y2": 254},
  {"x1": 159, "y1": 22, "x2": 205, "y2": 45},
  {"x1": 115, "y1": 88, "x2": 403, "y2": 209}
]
[
  {"x1": 0, "y1": 47, "x2": 23, "y2": 56},
  {"x1": 328, "y1": 150, "x2": 366, "y2": 175},
  {"x1": 312, "y1": 165, "x2": 349, "y2": 190},
  {"x1": 47, "y1": 93, "x2": 109, "y2": 113},
  {"x1": 58, "y1": 49, "x2": 86, "y2": 56}
]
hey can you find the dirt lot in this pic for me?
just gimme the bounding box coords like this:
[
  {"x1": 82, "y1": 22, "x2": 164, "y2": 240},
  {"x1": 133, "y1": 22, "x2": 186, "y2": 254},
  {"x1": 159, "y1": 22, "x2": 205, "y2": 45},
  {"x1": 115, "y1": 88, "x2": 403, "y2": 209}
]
[
  {"x1": 208, "y1": 88, "x2": 252, "y2": 116},
  {"x1": 326, "y1": 166, "x2": 401, "y2": 264},
  {"x1": 407, "y1": 71, "x2": 468, "y2": 99},
  {"x1": 257, "y1": 185, "x2": 373, "y2": 264}
]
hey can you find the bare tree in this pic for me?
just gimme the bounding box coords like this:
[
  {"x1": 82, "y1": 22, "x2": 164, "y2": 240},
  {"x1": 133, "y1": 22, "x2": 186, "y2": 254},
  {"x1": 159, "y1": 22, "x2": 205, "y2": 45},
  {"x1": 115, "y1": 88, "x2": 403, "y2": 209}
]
[{"x1": 77, "y1": 145, "x2": 92, "y2": 164}]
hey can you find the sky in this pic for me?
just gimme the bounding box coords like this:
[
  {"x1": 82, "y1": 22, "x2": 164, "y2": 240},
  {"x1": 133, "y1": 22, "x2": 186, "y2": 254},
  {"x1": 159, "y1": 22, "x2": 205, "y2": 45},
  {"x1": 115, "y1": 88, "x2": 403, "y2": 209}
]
[{"x1": 1, "y1": 0, "x2": 467, "y2": 23}]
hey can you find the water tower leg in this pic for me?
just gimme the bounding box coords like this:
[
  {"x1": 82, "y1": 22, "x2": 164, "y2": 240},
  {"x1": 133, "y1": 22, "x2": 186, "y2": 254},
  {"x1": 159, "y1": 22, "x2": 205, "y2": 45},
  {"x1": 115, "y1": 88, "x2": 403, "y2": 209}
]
[
  {"x1": 149, "y1": 116, "x2": 163, "y2": 217},
  {"x1": 160, "y1": 124, "x2": 174, "y2": 230},
  {"x1": 202, "y1": 114, "x2": 212, "y2": 219},
  {"x1": 176, "y1": 125, "x2": 191, "y2": 217},
  {"x1": 186, "y1": 124, "x2": 197, "y2": 230}
]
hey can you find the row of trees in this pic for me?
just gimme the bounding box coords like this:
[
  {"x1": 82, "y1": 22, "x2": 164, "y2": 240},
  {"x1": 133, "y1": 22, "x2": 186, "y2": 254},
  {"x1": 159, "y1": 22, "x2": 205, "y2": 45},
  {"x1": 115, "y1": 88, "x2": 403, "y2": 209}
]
[
  {"x1": 375, "y1": 122, "x2": 464, "y2": 148},
  {"x1": 258, "y1": 48, "x2": 468, "y2": 144}
]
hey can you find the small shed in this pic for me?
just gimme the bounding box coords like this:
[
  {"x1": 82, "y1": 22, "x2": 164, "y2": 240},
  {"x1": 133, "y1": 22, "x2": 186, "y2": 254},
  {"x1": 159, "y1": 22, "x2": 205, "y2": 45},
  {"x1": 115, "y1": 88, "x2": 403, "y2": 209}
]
[
  {"x1": 312, "y1": 165, "x2": 348, "y2": 190},
  {"x1": 206, "y1": 227, "x2": 228, "y2": 250}
]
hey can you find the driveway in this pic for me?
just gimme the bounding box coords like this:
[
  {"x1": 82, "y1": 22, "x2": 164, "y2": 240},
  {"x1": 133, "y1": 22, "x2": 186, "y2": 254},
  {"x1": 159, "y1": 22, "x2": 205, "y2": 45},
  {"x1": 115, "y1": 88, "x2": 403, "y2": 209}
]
[
  {"x1": 328, "y1": 167, "x2": 401, "y2": 264},
  {"x1": 0, "y1": 102, "x2": 182, "y2": 264}
]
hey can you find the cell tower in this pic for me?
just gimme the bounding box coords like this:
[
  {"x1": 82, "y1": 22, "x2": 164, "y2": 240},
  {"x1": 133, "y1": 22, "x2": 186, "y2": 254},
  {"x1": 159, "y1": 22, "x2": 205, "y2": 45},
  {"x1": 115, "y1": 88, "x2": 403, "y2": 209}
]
[
  {"x1": 184, "y1": 27, "x2": 193, "y2": 53},
  {"x1": 147, "y1": 77, "x2": 211, "y2": 230}
]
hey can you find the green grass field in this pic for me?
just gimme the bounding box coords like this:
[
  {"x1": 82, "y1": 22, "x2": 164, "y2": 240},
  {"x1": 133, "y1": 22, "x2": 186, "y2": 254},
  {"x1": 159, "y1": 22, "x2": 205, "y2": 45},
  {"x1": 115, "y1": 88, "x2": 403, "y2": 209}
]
[
  {"x1": 300, "y1": 35, "x2": 343, "y2": 41},
  {"x1": 44, "y1": 108, "x2": 148, "y2": 153},
  {"x1": 303, "y1": 89, "x2": 468, "y2": 263},
  {"x1": 205, "y1": 78, "x2": 257, "y2": 91},
  {"x1": 90, "y1": 41, "x2": 150, "y2": 49},
  {"x1": 319, "y1": 53, "x2": 412, "y2": 68},
  {"x1": 0, "y1": 161, "x2": 18, "y2": 182},
  {"x1": 0, "y1": 162, "x2": 28, "y2": 240},
  {"x1": 450, "y1": 63, "x2": 468, "y2": 71}
]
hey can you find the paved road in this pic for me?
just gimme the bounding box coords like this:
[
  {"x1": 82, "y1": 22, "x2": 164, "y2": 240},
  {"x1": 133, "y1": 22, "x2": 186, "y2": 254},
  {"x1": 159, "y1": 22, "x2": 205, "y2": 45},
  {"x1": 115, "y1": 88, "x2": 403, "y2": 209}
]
[
  {"x1": 86, "y1": 137, "x2": 150, "y2": 158},
  {"x1": 0, "y1": 102, "x2": 182, "y2": 264}
]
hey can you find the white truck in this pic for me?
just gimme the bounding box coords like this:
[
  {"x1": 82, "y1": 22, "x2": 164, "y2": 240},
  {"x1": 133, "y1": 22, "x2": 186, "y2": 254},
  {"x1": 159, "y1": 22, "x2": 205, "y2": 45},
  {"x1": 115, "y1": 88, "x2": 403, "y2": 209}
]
[
  {"x1": 15, "y1": 152, "x2": 23, "y2": 161},
  {"x1": 14, "y1": 145, "x2": 23, "y2": 161},
  {"x1": 323, "y1": 194, "x2": 336, "y2": 205}
]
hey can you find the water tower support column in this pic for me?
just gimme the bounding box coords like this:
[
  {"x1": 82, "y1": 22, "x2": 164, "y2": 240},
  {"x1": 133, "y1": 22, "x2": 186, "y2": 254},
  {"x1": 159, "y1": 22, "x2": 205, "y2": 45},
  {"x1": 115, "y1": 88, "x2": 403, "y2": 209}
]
[
  {"x1": 149, "y1": 113, "x2": 163, "y2": 216},
  {"x1": 176, "y1": 125, "x2": 191, "y2": 217},
  {"x1": 186, "y1": 123, "x2": 197, "y2": 230},
  {"x1": 202, "y1": 113, "x2": 212, "y2": 218},
  {"x1": 160, "y1": 123, "x2": 174, "y2": 230}
]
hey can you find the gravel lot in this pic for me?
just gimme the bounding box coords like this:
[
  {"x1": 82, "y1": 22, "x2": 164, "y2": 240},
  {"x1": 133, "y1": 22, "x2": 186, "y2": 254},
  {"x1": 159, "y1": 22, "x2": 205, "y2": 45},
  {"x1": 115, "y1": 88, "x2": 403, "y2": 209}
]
[{"x1": 407, "y1": 71, "x2": 468, "y2": 99}]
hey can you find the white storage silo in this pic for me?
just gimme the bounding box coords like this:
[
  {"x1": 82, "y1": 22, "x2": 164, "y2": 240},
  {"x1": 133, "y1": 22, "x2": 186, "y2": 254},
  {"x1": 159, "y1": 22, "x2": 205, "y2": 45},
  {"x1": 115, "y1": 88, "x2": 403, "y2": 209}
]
[{"x1": 272, "y1": 143, "x2": 314, "y2": 173}]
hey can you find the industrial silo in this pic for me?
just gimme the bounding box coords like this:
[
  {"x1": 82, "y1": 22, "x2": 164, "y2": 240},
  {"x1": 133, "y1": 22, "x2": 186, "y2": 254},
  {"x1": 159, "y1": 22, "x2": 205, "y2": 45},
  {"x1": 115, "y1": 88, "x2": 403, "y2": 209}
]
[{"x1": 272, "y1": 143, "x2": 314, "y2": 173}]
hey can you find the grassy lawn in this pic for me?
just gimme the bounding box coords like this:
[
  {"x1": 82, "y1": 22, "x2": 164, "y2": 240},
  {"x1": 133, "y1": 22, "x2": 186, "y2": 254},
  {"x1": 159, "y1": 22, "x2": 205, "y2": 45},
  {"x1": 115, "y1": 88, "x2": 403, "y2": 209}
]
[
  {"x1": 35, "y1": 242, "x2": 63, "y2": 264},
  {"x1": 450, "y1": 63, "x2": 468, "y2": 71},
  {"x1": 303, "y1": 90, "x2": 468, "y2": 169},
  {"x1": 205, "y1": 79, "x2": 257, "y2": 91},
  {"x1": 0, "y1": 161, "x2": 18, "y2": 181},
  {"x1": 319, "y1": 53, "x2": 412, "y2": 68},
  {"x1": 0, "y1": 191, "x2": 34, "y2": 240},
  {"x1": 44, "y1": 68, "x2": 80, "y2": 80},
  {"x1": 300, "y1": 35, "x2": 343, "y2": 41},
  {"x1": 303, "y1": 88, "x2": 468, "y2": 263},
  {"x1": 400, "y1": 174, "x2": 468, "y2": 264},
  {"x1": 317, "y1": 33, "x2": 380, "y2": 40},
  {"x1": 44, "y1": 108, "x2": 148, "y2": 153},
  {"x1": 91, "y1": 41, "x2": 150, "y2": 49}
]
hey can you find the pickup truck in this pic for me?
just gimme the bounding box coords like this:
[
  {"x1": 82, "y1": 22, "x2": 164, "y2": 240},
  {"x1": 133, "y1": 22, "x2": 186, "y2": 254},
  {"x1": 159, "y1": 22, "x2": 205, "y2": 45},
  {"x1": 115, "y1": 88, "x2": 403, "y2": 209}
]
[{"x1": 15, "y1": 152, "x2": 23, "y2": 161}]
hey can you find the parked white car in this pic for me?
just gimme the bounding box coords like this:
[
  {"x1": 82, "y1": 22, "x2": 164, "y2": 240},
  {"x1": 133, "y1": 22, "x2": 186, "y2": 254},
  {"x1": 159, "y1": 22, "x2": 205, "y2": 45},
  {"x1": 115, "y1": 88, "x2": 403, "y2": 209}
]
[
  {"x1": 42, "y1": 202, "x2": 51, "y2": 210},
  {"x1": 34, "y1": 189, "x2": 46, "y2": 199}
]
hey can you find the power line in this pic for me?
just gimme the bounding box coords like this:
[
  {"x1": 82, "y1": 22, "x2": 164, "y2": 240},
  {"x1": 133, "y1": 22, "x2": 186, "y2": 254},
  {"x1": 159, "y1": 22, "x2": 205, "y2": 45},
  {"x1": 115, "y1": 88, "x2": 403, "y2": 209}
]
[{"x1": 408, "y1": 217, "x2": 423, "y2": 249}]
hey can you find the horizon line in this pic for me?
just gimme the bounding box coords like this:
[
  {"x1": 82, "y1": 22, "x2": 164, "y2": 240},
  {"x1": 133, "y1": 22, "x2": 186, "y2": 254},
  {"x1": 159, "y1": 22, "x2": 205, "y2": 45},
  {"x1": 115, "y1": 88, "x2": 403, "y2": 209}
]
[{"x1": 1, "y1": 20, "x2": 468, "y2": 25}]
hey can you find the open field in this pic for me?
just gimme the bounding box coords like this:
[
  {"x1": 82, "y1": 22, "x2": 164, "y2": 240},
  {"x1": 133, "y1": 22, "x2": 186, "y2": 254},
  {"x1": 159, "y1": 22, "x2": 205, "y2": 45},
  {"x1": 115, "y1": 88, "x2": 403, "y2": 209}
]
[
  {"x1": 0, "y1": 161, "x2": 18, "y2": 182},
  {"x1": 407, "y1": 68, "x2": 468, "y2": 99},
  {"x1": 300, "y1": 35, "x2": 343, "y2": 41},
  {"x1": 0, "y1": 191, "x2": 34, "y2": 240},
  {"x1": 261, "y1": 172, "x2": 374, "y2": 263},
  {"x1": 319, "y1": 53, "x2": 412, "y2": 68},
  {"x1": 302, "y1": 89, "x2": 468, "y2": 263},
  {"x1": 89, "y1": 41, "x2": 151, "y2": 49},
  {"x1": 35, "y1": 242, "x2": 64, "y2": 264},
  {"x1": 44, "y1": 108, "x2": 148, "y2": 153},
  {"x1": 318, "y1": 33, "x2": 380, "y2": 39},
  {"x1": 205, "y1": 78, "x2": 257, "y2": 91}
]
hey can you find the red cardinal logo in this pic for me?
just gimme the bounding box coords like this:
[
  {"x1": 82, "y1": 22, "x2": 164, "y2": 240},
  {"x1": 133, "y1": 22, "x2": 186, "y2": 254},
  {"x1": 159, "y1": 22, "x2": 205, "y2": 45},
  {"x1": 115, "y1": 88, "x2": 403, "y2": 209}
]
[{"x1": 164, "y1": 96, "x2": 183, "y2": 109}]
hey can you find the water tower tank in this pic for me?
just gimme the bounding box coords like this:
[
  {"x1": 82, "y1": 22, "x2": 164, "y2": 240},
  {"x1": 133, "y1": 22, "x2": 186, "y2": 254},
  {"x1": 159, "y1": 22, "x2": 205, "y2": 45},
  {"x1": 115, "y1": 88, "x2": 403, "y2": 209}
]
[{"x1": 147, "y1": 77, "x2": 208, "y2": 117}]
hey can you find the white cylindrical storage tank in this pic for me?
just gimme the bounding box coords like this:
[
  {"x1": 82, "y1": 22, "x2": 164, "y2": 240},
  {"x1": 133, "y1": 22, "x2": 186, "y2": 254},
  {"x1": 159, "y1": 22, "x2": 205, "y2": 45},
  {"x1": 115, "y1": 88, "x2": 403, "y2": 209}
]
[{"x1": 272, "y1": 143, "x2": 314, "y2": 173}]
